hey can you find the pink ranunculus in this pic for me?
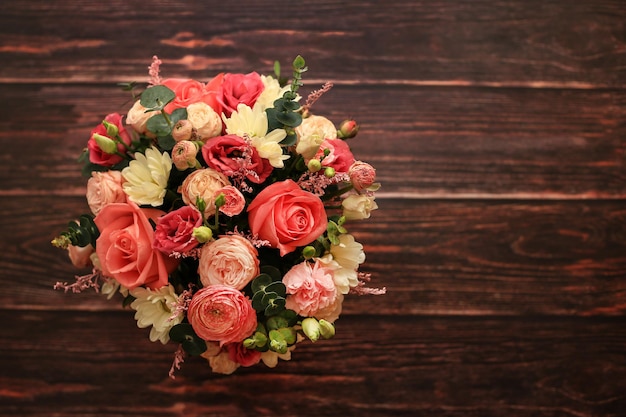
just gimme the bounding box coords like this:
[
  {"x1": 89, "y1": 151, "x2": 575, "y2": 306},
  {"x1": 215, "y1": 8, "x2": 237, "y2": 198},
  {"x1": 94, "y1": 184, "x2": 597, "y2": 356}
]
[
  {"x1": 162, "y1": 74, "x2": 224, "y2": 114},
  {"x1": 216, "y1": 185, "x2": 246, "y2": 216},
  {"x1": 94, "y1": 202, "x2": 179, "y2": 290},
  {"x1": 348, "y1": 160, "x2": 376, "y2": 191},
  {"x1": 218, "y1": 72, "x2": 264, "y2": 117},
  {"x1": 179, "y1": 168, "x2": 231, "y2": 217},
  {"x1": 313, "y1": 138, "x2": 355, "y2": 173},
  {"x1": 86, "y1": 170, "x2": 126, "y2": 215},
  {"x1": 226, "y1": 343, "x2": 262, "y2": 367},
  {"x1": 87, "y1": 113, "x2": 134, "y2": 167},
  {"x1": 152, "y1": 205, "x2": 203, "y2": 255},
  {"x1": 247, "y1": 180, "x2": 328, "y2": 256},
  {"x1": 187, "y1": 285, "x2": 257, "y2": 346},
  {"x1": 198, "y1": 235, "x2": 260, "y2": 290},
  {"x1": 171, "y1": 140, "x2": 199, "y2": 171},
  {"x1": 202, "y1": 134, "x2": 273, "y2": 184},
  {"x1": 283, "y1": 260, "x2": 338, "y2": 317}
]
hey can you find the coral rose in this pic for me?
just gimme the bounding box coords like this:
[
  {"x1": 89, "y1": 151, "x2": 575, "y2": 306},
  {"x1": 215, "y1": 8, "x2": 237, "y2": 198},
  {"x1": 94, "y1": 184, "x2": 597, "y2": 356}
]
[
  {"x1": 283, "y1": 260, "x2": 338, "y2": 317},
  {"x1": 94, "y1": 202, "x2": 179, "y2": 289},
  {"x1": 152, "y1": 205, "x2": 203, "y2": 255},
  {"x1": 247, "y1": 180, "x2": 328, "y2": 256},
  {"x1": 179, "y1": 168, "x2": 231, "y2": 217},
  {"x1": 219, "y1": 72, "x2": 264, "y2": 117},
  {"x1": 162, "y1": 75, "x2": 223, "y2": 114},
  {"x1": 198, "y1": 235, "x2": 260, "y2": 290},
  {"x1": 187, "y1": 285, "x2": 257, "y2": 346}
]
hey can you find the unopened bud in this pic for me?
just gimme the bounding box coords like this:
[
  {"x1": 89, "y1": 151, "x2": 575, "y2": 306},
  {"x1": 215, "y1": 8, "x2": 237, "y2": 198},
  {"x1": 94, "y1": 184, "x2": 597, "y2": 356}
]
[
  {"x1": 192, "y1": 226, "x2": 213, "y2": 243},
  {"x1": 302, "y1": 245, "x2": 316, "y2": 259},
  {"x1": 93, "y1": 133, "x2": 118, "y2": 154},
  {"x1": 301, "y1": 317, "x2": 321, "y2": 342},
  {"x1": 337, "y1": 119, "x2": 359, "y2": 139},
  {"x1": 268, "y1": 329, "x2": 288, "y2": 354},
  {"x1": 102, "y1": 120, "x2": 119, "y2": 137},
  {"x1": 318, "y1": 319, "x2": 335, "y2": 339},
  {"x1": 324, "y1": 167, "x2": 336, "y2": 178},
  {"x1": 307, "y1": 158, "x2": 322, "y2": 172},
  {"x1": 172, "y1": 119, "x2": 193, "y2": 142},
  {"x1": 278, "y1": 327, "x2": 297, "y2": 345}
]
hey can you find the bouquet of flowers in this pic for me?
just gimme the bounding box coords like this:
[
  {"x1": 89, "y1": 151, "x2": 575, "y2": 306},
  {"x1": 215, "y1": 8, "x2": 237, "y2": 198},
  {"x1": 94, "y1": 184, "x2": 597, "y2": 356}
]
[{"x1": 52, "y1": 55, "x2": 384, "y2": 376}]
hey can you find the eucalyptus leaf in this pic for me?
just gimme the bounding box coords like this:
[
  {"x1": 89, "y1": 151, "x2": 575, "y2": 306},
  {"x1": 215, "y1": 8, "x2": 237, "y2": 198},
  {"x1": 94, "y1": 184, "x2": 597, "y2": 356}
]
[
  {"x1": 265, "y1": 281, "x2": 287, "y2": 298},
  {"x1": 251, "y1": 274, "x2": 273, "y2": 293},
  {"x1": 140, "y1": 85, "x2": 175, "y2": 110},
  {"x1": 260, "y1": 265, "x2": 282, "y2": 282},
  {"x1": 275, "y1": 111, "x2": 301, "y2": 127},
  {"x1": 146, "y1": 115, "x2": 172, "y2": 137},
  {"x1": 251, "y1": 291, "x2": 265, "y2": 312}
]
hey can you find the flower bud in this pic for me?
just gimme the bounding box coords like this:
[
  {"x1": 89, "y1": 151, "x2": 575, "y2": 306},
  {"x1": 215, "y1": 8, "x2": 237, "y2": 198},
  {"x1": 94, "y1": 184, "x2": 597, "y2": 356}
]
[
  {"x1": 192, "y1": 226, "x2": 213, "y2": 243},
  {"x1": 324, "y1": 167, "x2": 336, "y2": 178},
  {"x1": 268, "y1": 329, "x2": 288, "y2": 354},
  {"x1": 337, "y1": 119, "x2": 359, "y2": 139},
  {"x1": 301, "y1": 317, "x2": 321, "y2": 342},
  {"x1": 266, "y1": 315, "x2": 289, "y2": 331},
  {"x1": 172, "y1": 140, "x2": 199, "y2": 171},
  {"x1": 172, "y1": 119, "x2": 193, "y2": 142},
  {"x1": 307, "y1": 158, "x2": 322, "y2": 173},
  {"x1": 348, "y1": 161, "x2": 376, "y2": 191},
  {"x1": 318, "y1": 319, "x2": 335, "y2": 339},
  {"x1": 214, "y1": 193, "x2": 226, "y2": 209},
  {"x1": 278, "y1": 327, "x2": 297, "y2": 345},
  {"x1": 93, "y1": 133, "x2": 118, "y2": 154},
  {"x1": 302, "y1": 245, "x2": 316, "y2": 259},
  {"x1": 102, "y1": 120, "x2": 119, "y2": 137}
]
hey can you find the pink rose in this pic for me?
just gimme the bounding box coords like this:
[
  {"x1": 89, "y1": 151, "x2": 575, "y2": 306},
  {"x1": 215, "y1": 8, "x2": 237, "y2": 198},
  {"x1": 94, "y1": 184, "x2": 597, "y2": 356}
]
[
  {"x1": 202, "y1": 134, "x2": 273, "y2": 184},
  {"x1": 247, "y1": 180, "x2": 328, "y2": 256},
  {"x1": 283, "y1": 260, "x2": 338, "y2": 317},
  {"x1": 152, "y1": 205, "x2": 203, "y2": 255},
  {"x1": 187, "y1": 285, "x2": 257, "y2": 346},
  {"x1": 226, "y1": 343, "x2": 262, "y2": 367},
  {"x1": 94, "y1": 202, "x2": 179, "y2": 289},
  {"x1": 162, "y1": 74, "x2": 223, "y2": 114},
  {"x1": 198, "y1": 235, "x2": 260, "y2": 290},
  {"x1": 219, "y1": 72, "x2": 264, "y2": 117},
  {"x1": 86, "y1": 170, "x2": 126, "y2": 215},
  {"x1": 313, "y1": 138, "x2": 355, "y2": 173},
  {"x1": 87, "y1": 113, "x2": 134, "y2": 167},
  {"x1": 215, "y1": 185, "x2": 246, "y2": 217},
  {"x1": 348, "y1": 161, "x2": 376, "y2": 191}
]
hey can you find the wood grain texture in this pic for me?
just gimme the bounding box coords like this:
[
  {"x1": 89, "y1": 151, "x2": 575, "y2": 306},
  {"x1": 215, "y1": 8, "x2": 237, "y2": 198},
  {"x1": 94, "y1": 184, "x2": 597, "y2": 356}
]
[
  {"x1": 1, "y1": 311, "x2": 625, "y2": 417},
  {"x1": 1, "y1": 84, "x2": 624, "y2": 197},
  {"x1": 0, "y1": 0, "x2": 624, "y2": 87}
]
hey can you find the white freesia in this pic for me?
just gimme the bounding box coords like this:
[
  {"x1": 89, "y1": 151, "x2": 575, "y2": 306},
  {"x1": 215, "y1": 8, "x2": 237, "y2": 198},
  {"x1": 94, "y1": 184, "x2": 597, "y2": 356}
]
[
  {"x1": 223, "y1": 104, "x2": 289, "y2": 168},
  {"x1": 326, "y1": 233, "x2": 366, "y2": 292},
  {"x1": 122, "y1": 146, "x2": 172, "y2": 206},
  {"x1": 341, "y1": 194, "x2": 378, "y2": 220},
  {"x1": 130, "y1": 284, "x2": 183, "y2": 344}
]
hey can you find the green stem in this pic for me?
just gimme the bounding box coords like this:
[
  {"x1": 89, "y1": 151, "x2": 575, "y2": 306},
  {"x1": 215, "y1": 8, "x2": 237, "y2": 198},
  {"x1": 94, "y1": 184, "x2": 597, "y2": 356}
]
[{"x1": 321, "y1": 184, "x2": 354, "y2": 201}]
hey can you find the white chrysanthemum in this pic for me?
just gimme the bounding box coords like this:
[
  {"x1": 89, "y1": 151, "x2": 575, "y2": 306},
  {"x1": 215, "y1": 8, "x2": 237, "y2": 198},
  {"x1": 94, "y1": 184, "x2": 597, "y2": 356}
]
[
  {"x1": 223, "y1": 104, "x2": 289, "y2": 168},
  {"x1": 253, "y1": 75, "x2": 293, "y2": 112},
  {"x1": 130, "y1": 284, "x2": 183, "y2": 344},
  {"x1": 100, "y1": 276, "x2": 129, "y2": 300},
  {"x1": 122, "y1": 147, "x2": 172, "y2": 207}
]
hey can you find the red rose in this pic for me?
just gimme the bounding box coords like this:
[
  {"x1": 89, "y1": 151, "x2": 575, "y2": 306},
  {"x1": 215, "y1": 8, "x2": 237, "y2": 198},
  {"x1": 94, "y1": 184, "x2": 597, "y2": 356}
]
[
  {"x1": 94, "y1": 202, "x2": 179, "y2": 289},
  {"x1": 87, "y1": 113, "x2": 133, "y2": 167},
  {"x1": 162, "y1": 74, "x2": 223, "y2": 114},
  {"x1": 202, "y1": 134, "x2": 273, "y2": 184},
  {"x1": 187, "y1": 285, "x2": 257, "y2": 346},
  {"x1": 218, "y1": 72, "x2": 264, "y2": 117},
  {"x1": 247, "y1": 180, "x2": 328, "y2": 256},
  {"x1": 152, "y1": 205, "x2": 203, "y2": 255},
  {"x1": 313, "y1": 138, "x2": 355, "y2": 173}
]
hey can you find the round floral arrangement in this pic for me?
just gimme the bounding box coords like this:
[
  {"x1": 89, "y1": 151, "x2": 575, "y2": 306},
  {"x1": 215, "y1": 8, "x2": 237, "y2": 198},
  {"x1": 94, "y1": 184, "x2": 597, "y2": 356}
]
[{"x1": 53, "y1": 56, "x2": 384, "y2": 377}]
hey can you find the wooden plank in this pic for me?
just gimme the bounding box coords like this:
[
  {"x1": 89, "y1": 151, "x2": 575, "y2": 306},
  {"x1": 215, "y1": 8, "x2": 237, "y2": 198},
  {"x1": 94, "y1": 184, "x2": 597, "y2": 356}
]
[
  {"x1": 0, "y1": 0, "x2": 624, "y2": 87},
  {"x1": 1, "y1": 310, "x2": 624, "y2": 416},
  {"x1": 1, "y1": 84, "x2": 624, "y2": 197},
  {"x1": 3, "y1": 196, "x2": 625, "y2": 316}
]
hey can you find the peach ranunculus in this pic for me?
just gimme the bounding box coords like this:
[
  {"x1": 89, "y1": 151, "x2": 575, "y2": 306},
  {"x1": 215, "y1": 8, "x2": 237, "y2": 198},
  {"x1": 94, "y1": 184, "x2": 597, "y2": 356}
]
[
  {"x1": 126, "y1": 100, "x2": 159, "y2": 135},
  {"x1": 198, "y1": 235, "x2": 260, "y2": 290},
  {"x1": 247, "y1": 180, "x2": 328, "y2": 256},
  {"x1": 94, "y1": 201, "x2": 179, "y2": 290},
  {"x1": 218, "y1": 72, "x2": 265, "y2": 117},
  {"x1": 295, "y1": 115, "x2": 338, "y2": 159},
  {"x1": 283, "y1": 260, "x2": 338, "y2": 317},
  {"x1": 179, "y1": 168, "x2": 231, "y2": 217},
  {"x1": 86, "y1": 170, "x2": 126, "y2": 215},
  {"x1": 162, "y1": 75, "x2": 224, "y2": 114},
  {"x1": 187, "y1": 285, "x2": 257, "y2": 346}
]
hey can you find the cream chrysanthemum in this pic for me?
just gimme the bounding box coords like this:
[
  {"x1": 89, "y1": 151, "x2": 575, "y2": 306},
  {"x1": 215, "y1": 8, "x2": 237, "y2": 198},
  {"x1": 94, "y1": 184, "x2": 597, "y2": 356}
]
[
  {"x1": 130, "y1": 284, "x2": 183, "y2": 344},
  {"x1": 223, "y1": 104, "x2": 289, "y2": 168},
  {"x1": 253, "y1": 75, "x2": 293, "y2": 112},
  {"x1": 122, "y1": 146, "x2": 172, "y2": 206}
]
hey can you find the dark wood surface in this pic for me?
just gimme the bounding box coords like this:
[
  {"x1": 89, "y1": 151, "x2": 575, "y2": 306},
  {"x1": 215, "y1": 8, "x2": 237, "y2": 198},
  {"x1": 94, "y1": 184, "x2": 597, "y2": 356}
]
[{"x1": 1, "y1": 1, "x2": 625, "y2": 416}]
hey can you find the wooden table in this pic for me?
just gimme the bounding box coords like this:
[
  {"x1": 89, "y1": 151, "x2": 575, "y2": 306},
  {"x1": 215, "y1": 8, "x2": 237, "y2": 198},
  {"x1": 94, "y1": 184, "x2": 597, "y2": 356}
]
[{"x1": 1, "y1": 1, "x2": 624, "y2": 416}]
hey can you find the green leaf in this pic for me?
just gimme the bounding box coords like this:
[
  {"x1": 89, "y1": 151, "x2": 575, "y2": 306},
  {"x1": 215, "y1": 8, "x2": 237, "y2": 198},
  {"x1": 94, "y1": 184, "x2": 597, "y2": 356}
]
[
  {"x1": 260, "y1": 265, "x2": 282, "y2": 282},
  {"x1": 282, "y1": 100, "x2": 301, "y2": 111},
  {"x1": 251, "y1": 274, "x2": 273, "y2": 293},
  {"x1": 251, "y1": 291, "x2": 265, "y2": 312},
  {"x1": 265, "y1": 281, "x2": 287, "y2": 298},
  {"x1": 169, "y1": 323, "x2": 207, "y2": 356},
  {"x1": 157, "y1": 135, "x2": 176, "y2": 151},
  {"x1": 140, "y1": 85, "x2": 175, "y2": 110},
  {"x1": 279, "y1": 132, "x2": 297, "y2": 147},
  {"x1": 278, "y1": 309, "x2": 299, "y2": 327},
  {"x1": 293, "y1": 55, "x2": 306, "y2": 69},
  {"x1": 275, "y1": 111, "x2": 301, "y2": 127},
  {"x1": 262, "y1": 291, "x2": 279, "y2": 306},
  {"x1": 146, "y1": 114, "x2": 172, "y2": 137},
  {"x1": 264, "y1": 296, "x2": 286, "y2": 316}
]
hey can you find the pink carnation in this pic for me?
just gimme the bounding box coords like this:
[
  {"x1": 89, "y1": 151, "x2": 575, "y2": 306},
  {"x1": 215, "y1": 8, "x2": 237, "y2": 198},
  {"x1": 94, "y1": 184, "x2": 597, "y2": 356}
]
[
  {"x1": 283, "y1": 260, "x2": 338, "y2": 317},
  {"x1": 314, "y1": 138, "x2": 355, "y2": 173},
  {"x1": 152, "y1": 205, "x2": 203, "y2": 255},
  {"x1": 187, "y1": 285, "x2": 257, "y2": 346}
]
